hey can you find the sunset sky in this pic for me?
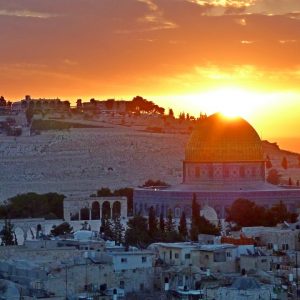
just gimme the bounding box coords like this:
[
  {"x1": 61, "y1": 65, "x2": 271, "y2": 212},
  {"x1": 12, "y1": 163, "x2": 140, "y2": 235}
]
[{"x1": 1, "y1": 0, "x2": 300, "y2": 149}]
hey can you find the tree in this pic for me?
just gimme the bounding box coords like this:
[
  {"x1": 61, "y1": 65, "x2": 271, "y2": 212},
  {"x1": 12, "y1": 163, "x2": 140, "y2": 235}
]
[
  {"x1": 226, "y1": 198, "x2": 266, "y2": 227},
  {"x1": 179, "y1": 212, "x2": 188, "y2": 239},
  {"x1": 50, "y1": 222, "x2": 73, "y2": 237},
  {"x1": 100, "y1": 216, "x2": 113, "y2": 240},
  {"x1": 0, "y1": 192, "x2": 65, "y2": 219},
  {"x1": 282, "y1": 157, "x2": 288, "y2": 169},
  {"x1": 0, "y1": 219, "x2": 16, "y2": 246},
  {"x1": 112, "y1": 217, "x2": 125, "y2": 245},
  {"x1": 148, "y1": 206, "x2": 158, "y2": 238},
  {"x1": 76, "y1": 99, "x2": 82, "y2": 109},
  {"x1": 190, "y1": 194, "x2": 200, "y2": 241},
  {"x1": 267, "y1": 201, "x2": 297, "y2": 225},
  {"x1": 198, "y1": 215, "x2": 220, "y2": 235},
  {"x1": 165, "y1": 209, "x2": 176, "y2": 233},
  {"x1": 97, "y1": 187, "x2": 113, "y2": 197},
  {"x1": 142, "y1": 179, "x2": 169, "y2": 187},
  {"x1": 267, "y1": 169, "x2": 281, "y2": 185},
  {"x1": 168, "y1": 108, "x2": 174, "y2": 118},
  {"x1": 159, "y1": 213, "x2": 165, "y2": 233},
  {"x1": 266, "y1": 155, "x2": 272, "y2": 169},
  {"x1": 125, "y1": 215, "x2": 151, "y2": 248}
]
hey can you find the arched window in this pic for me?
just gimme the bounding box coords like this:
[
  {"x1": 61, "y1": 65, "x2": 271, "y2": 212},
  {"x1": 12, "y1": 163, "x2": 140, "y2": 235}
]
[
  {"x1": 91, "y1": 202, "x2": 100, "y2": 220},
  {"x1": 174, "y1": 207, "x2": 181, "y2": 218},
  {"x1": 102, "y1": 201, "x2": 111, "y2": 219},
  {"x1": 112, "y1": 201, "x2": 121, "y2": 219},
  {"x1": 80, "y1": 207, "x2": 90, "y2": 220},
  {"x1": 156, "y1": 204, "x2": 160, "y2": 217}
]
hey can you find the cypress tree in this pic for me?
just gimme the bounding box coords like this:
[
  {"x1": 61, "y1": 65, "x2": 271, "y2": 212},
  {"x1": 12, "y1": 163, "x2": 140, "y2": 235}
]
[
  {"x1": 179, "y1": 211, "x2": 188, "y2": 239},
  {"x1": 148, "y1": 206, "x2": 158, "y2": 238}
]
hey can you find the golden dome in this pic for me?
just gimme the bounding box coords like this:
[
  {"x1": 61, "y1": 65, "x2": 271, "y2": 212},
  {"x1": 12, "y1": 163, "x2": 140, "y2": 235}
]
[{"x1": 185, "y1": 113, "x2": 263, "y2": 163}]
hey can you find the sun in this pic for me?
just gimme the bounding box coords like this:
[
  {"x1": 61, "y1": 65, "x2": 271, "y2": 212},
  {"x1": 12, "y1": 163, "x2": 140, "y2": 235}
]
[{"x1": 194, "y1": 87, "x2": 263, "y2": 119}]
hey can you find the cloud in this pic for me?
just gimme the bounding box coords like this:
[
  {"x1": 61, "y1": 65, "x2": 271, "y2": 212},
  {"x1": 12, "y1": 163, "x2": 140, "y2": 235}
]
[
  {"x1": 136, "y1": 0, "x2": 178, "y2": 31},
  {"x1": 185, "y1": 0, "x2": 300, "y2": 16},
  {"x1": 0, "y1": 9, "x2": 59, "y2": 19}
]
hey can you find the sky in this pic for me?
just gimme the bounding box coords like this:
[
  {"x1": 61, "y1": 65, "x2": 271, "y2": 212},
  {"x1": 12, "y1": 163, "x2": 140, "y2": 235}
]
[{"x1": 1, "y1": 0, "x2": 300, "y2": 149}]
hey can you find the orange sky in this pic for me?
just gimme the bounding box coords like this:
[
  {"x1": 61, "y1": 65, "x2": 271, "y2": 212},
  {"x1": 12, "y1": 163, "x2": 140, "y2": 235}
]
[{"x1": 1, "y1": 0, "x2": 300, "y2": 149}]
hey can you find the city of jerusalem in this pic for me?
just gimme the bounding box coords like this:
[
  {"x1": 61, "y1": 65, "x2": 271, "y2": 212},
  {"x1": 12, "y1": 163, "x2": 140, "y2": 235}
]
[{"x1": 1, "y1": 0, "x2": 300, "y2": 299}]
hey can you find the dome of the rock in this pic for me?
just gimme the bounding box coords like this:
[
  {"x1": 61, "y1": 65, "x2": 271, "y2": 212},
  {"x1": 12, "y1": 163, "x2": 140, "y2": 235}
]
[{"x1": 185, "y1": 113, "x2": 263, "y2": 163}]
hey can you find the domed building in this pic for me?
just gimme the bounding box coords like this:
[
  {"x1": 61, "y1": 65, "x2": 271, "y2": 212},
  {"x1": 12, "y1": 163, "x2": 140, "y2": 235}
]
[
  {"x1": 184, "y1": 113, "x2": 265, "y2": 185},
  {"x1": 133, "y1": 113, "x2": 300, "y2": 219}
]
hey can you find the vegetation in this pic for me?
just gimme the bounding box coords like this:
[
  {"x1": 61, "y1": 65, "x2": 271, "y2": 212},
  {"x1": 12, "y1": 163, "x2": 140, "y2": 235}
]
[
  {"x1": 96, "y1": 187, "x2": 134, "y2": 215},
  {"x1": 0, "y1": 219, "x2": 16, "y2": 246},
  {"x1": 125, "y1": 215, "x2": 151, "y2": 248},
  {"x1": 178, "y1": 212, "x2": 188, "y2": 239},
  {"x1": 142, "y1": 179, "x2": 169, "y2": 187},
  {"x1": 31, "y1": 119, "x2": 102, "y2": 131},
  {"x1": 112, "y1": 217, "x2": 125, "y2": 245},
  {"x1": 0, "y1": 193, "x2": 64, "y2": 219},
  {"x1": 226, "y1": 198, "x2": 297, "y2": 228},
  {"x1": 100, "y1": 216, "x2": 114, "y2": 240},
  {"x1": 190, "y1": 194, "x2": 220, "y2": 241},
  {"x1": 127, "y1": 96, "x2": 165, "y2": 115},
  {"x1": 266, "y1": 155, "x2": 272, "y2": 169},
  {"x1": 281, "y1": 156, "x2": 288, "y2": 169},
  {"x1": 267, "y1": 169, "x2": 281, "y2": 185},
  {"x1": 50, "y1": 222, "x2": 73, "y2": 236}
]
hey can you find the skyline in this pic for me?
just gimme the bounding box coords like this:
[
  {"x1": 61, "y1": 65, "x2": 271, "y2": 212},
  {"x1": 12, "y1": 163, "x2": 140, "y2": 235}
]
[{"x1": 1, "y1": 0, "x2": 300, "y2": 146}]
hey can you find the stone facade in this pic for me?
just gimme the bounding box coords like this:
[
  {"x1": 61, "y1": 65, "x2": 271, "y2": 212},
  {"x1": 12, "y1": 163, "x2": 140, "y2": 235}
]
[
  {"x1": 64, "y1": 196, "x2": 127, "y2": 222},
  {"x1": 183, "y1": 161, "x2": 265, "y2": 184},
  {"x1": 133, "y1": 114, "x2": 300, "y2": 219}
]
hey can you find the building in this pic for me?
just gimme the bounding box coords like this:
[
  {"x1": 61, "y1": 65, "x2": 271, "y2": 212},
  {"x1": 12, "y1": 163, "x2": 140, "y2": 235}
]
[
  {"x1": 191, "y1": 244, "x2": 238, "y2": 273},
  {"x1": 11, "y1": 95, "x2": 70, "y2": 112},
  {"x1": 149, "y1": 242, "x2": 198, "y2": 266},
  {"x1": 64, "y1": 196, "x2": 127, "y2": 231},
  {"x1": 133, "y1": 113, "x2": 300, "y2": 219}
]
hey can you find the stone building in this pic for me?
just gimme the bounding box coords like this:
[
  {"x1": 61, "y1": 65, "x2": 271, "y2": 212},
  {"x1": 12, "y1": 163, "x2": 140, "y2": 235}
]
[
  {"x1": 134, "y1": 113, "x2": 300, "y2": 219},
  {"x1": 64, "y1": 196, "x2": 127, "y2": 231}
]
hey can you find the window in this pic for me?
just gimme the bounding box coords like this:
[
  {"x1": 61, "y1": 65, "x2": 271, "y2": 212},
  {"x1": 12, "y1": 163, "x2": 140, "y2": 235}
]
[
  {"x1": 175, "y1": 253, "x2": 179, "y2": 259},
  {"x1": 142, "y1": 256, "x2": 147, "y2": 263},
  {"x1": 185, "y1": 254, "x2": 191, "y2": 259},
  {"x1": 226, "y1": 252, "x2": 232, "y2": 258},
  {"x1": 174, "y1": 207, "x2": 181, "y2": 218},
  {"x1": 120, "y1": 281, "x2": 125, "y2": 289},
  {"x1": 282, "y1": 244, "x2": 289, "y2": 251},
  {"x1": 121, "y1": 258, "x2": 127, "y2": 263},
  {"x1": 267, "y1": 243, "x2": 273, "y2": 250}
]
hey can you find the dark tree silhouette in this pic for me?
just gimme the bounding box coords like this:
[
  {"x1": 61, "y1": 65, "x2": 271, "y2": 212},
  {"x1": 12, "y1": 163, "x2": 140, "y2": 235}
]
[
  {"x1": 125, "y1": 215, "x2": 151, "y2": 248},
  {"x1": 179, "y1": 212, "x2": 188, "y2": 239},
  {"x1": 50, "y1": 222, "x2": 73, "y2": 237},
  {"x1": 267, "y1": 169, "x2": 281, "y2": 185},
  {"x1": 282, "y1": 157, "x2": 288, "y2": 169},
  {"x1": 0, "y1": 219, "x2": 16, "y2": 246},
  {"x1": 148, "y1": 206, "x2": 158, "y2": 238},
  {"x1": 266, "y1": 155, "x2": 272, "y2": 169},
  {"x1": 159, "y1": 213, "x2": 165, "y2": 232}
]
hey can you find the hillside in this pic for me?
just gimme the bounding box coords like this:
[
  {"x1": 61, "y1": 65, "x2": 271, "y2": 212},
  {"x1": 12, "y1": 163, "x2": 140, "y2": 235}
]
[{"x1": 0, "y1": 125, "x2": 299, "y2": 201}]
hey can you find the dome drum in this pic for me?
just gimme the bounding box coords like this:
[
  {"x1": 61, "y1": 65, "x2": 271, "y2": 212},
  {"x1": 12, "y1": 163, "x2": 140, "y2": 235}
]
[{"x1": 183, "y1": 161, "x2": 266, "y2": 185}]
